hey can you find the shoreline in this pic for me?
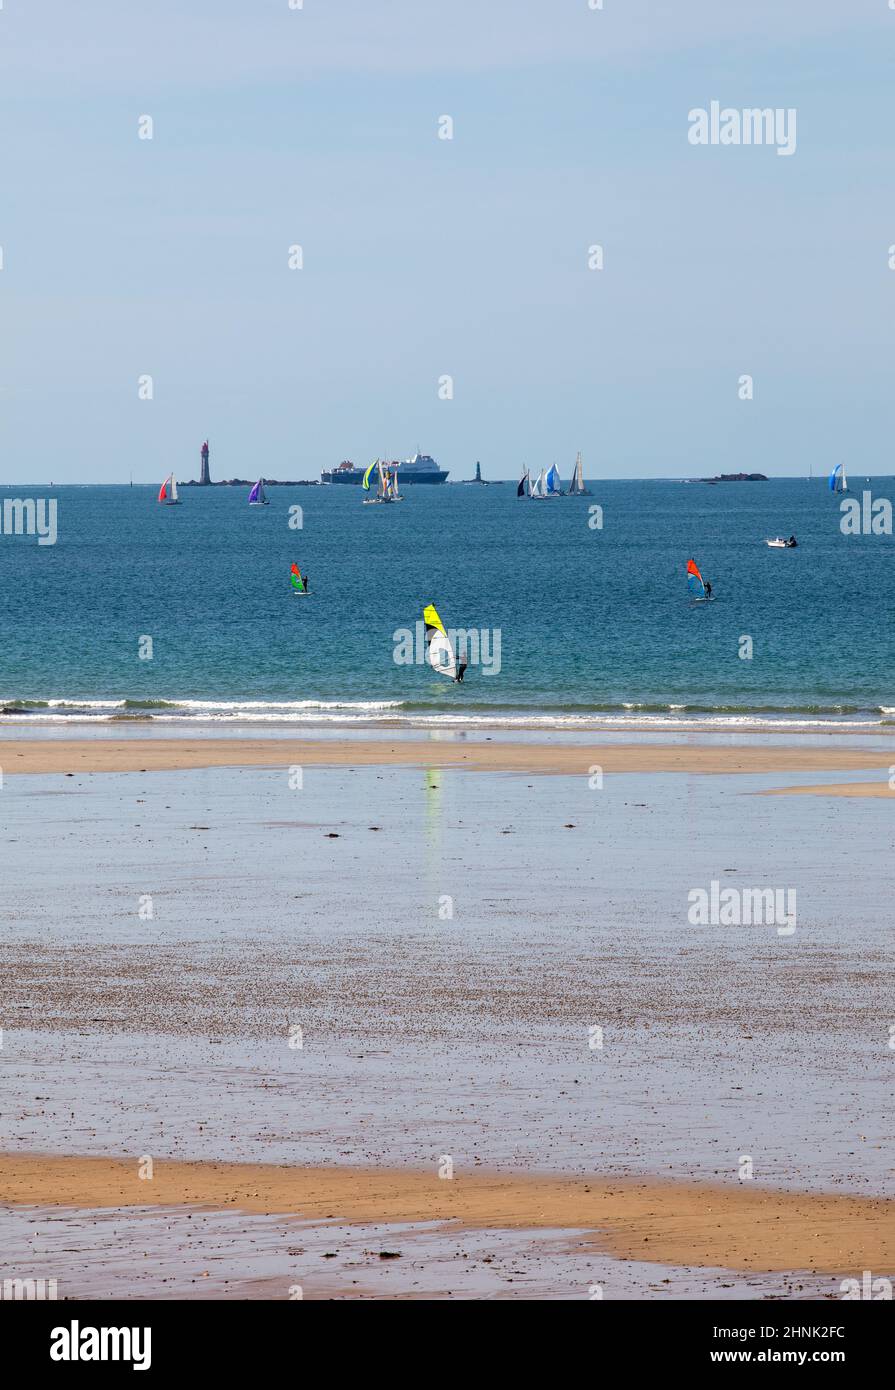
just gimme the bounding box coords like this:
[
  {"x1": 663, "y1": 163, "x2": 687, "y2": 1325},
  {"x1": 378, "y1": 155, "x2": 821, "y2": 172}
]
[
  {"x1": 1, "y1": 735, "x2": 893, "y2": 779},
  {"x1": 2, "y1": 1153, "x2": 891, "y2": 1276}
]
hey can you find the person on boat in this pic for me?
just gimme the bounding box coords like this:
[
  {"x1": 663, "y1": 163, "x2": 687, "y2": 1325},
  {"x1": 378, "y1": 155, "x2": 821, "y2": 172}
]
[
  {"x1": 456, "y1": 659, "x2": 467, "y2": 684},
  {"x1": 788, "y1": 536, "x2": 797, "y2": 547},
  {"x1": 704, "y1": 580, "x2": 712, "y2": 598}
]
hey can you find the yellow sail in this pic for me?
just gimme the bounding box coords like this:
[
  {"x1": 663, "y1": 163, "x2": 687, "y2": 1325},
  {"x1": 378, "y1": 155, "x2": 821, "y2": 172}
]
[{"x1": 423, "y1": 604, "x2": 446, "y2": 635}]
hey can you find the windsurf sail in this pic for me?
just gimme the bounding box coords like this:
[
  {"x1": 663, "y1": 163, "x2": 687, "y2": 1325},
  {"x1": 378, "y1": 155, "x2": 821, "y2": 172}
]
[
  {"x1": 546, "y1": 464, "x2": 562, "y2": 495},
  {"x1": 290, "y1": 562, "x2": 305, "y2": 593},
  {"x1": 686, "y1": 558, "x2": 706, "y2": 597},
  {"x1": 423, "y1": 604, "x2": 458, "y2": 680},
  {"x1": 362, "y1": 460, "x2": 378, "y2": 491}
]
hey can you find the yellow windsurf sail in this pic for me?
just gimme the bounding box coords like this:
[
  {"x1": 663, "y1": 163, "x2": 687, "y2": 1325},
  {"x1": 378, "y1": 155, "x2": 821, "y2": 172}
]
[{"x1": 423, "y1": 604, "x2": 446, "y2": 635}]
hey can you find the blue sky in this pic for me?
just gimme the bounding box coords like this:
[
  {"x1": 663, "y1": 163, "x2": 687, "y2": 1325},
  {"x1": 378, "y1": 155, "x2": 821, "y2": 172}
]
[{"x1": 1, "y1": 1, "x2": 893, "y2": 481}]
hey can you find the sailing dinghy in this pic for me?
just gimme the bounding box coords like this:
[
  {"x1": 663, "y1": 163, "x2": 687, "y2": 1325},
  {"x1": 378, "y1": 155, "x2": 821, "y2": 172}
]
[
  {"x1": 363, "y1": 460, "x2": 396, "y2": 505},
  {"x1": 248, "y1": 478, "x2": 269, "y2": 506},
  {"x1": 530, "y1": 468, "x2": 548, "y2": 499},
  {"x1": 567, "y1": 452, "x2": 590, "y2": 496},
  {"x1": 158, "y1": 473, "x2": 180, "y2": 505},
  {"x1": 829, "y1": 462, "x2": 848, "y2": 493},
  {"x1": 423, "y1": 604, "x2": 467, "y2": 683}
]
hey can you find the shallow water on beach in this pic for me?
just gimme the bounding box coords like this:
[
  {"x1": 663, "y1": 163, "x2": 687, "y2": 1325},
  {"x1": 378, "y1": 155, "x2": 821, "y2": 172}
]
[
  {"x1": 0, "y1": 1203, "x2": 841, "y2": 1300},
  {"x1": 1, "y1": 761, "x2": 891, "y2": 1195}
]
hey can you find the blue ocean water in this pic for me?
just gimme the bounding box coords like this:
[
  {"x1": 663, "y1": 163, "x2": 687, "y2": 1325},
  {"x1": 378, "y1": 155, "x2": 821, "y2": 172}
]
[{"x1": 0, "y1": 478, "x2": 892, "y2": 729}]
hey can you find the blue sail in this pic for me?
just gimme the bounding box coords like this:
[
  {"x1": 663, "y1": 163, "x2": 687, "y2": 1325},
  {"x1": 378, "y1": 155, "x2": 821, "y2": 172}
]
[
  {"x1": 828, "y1": 463, "x2": 842, "y2": 493},
  {"x1": 248, "y1": 479, "x2": 261, "y2": 503},
  {"x1": 546, "y1": 465, "x2": 561, "y2": 495}
]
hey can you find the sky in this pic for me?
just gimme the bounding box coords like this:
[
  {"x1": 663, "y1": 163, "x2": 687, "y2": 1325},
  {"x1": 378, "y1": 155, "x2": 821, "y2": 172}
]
[{"x1": 1, "y1": 0, "x2": 893, "y2": 482}]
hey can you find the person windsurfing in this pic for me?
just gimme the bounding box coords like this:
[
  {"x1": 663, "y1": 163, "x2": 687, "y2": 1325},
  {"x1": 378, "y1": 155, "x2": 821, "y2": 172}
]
[
  {"x1": 423, "y1": 604, "x2": 467, "y2": 683},
  {"x1": 686, "y1": 558, "x2": 710, "y2": 600},
  {"x1": 290, "y1": 562, "x2": 305, "y2": 594}
]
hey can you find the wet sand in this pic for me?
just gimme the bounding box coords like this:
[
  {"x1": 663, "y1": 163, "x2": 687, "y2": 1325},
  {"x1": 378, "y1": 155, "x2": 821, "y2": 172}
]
[
  {"x1": 763, "y1": 781, "x2": 895, "y2": 798},
  {"x1": 1, "y1": 741, "x2": 892, "y2": 1297},
  {"x1": 0, "y1": 735, "x2": 893, "y2": 778},
  {"x1": 3, "y1": 1154, "x2": 892, "y2": 1278}
]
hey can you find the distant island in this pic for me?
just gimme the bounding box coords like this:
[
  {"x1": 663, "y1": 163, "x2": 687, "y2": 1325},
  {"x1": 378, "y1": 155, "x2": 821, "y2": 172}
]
[
  {"x1": 180, "y1": 478, "x2": 320, "y2": 487},
  {"x1": 700, "y1": 472, "x2": 768, "y2": 483}
]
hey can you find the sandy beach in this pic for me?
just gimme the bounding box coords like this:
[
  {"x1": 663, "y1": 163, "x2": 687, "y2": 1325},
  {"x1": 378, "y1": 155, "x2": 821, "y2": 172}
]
[
  {"x1": 1, "y1": 734, "x2": 894, "y2": 781},
  {"x1": 3, "y1": 1153, "x2": 892, "y2": 1276},
  {"x1": 1, "y1": 730, "x2": 893, "y2": 1297}
]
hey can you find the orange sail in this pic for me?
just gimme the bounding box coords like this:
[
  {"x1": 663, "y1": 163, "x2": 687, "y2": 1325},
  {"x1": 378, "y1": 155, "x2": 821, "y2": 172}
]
[{"x1": 686, "y1": 558, "x2": 706, "y2": 597}]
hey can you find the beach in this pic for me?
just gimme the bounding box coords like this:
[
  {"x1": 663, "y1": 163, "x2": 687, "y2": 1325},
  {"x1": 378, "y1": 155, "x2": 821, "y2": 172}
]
[{"x1": 1, "y1": 727, "x2": 893, "y2": 1298}]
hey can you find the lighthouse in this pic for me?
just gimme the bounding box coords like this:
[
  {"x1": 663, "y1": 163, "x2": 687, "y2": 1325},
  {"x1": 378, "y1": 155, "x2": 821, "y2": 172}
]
[{"x1": 199, "y1": 440, "x2": 211, "y2": 485}]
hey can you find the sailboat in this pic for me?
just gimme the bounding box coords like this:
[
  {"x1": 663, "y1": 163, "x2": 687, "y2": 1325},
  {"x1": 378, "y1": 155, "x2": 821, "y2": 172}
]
[
  {"x1": 423, "y1": 604, "x2": 466, "y2": 683},
  {"x1": 829, "y1": 462, "x2": 848, "y2": 493},
  {"x1": 530, "y1": 467, "x2": 549, "y2": 499},
  {"x1": 158, "y1": 473, "x2": 180, "y2": 505},
  {"x1": 517, "y1": 468, "x2": 530, "y2": 498},
  {"x1": 545, "y1": 464, "x2": 563, "y2": 497},
  {"x1": 567, "y1": 452, "x2": 590, "y2": 496},
  {"x1": 248, "y1": 477, "x2": 269, "y2": 506},
  {"x1": 387, "y1": 467, "x2": 403, "y2": 502},
  {"x1": 686, "y1": 558, "x2": 713, "y2": 602},
  {"x1": 362, "y1": 459, "x2": 395, "y2": 505}
]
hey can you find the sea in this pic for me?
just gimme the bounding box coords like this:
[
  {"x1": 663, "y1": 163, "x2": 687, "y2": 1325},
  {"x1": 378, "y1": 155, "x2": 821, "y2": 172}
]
[{"x1": 0, "y1": 477, "x2": 892, "y2": 732}]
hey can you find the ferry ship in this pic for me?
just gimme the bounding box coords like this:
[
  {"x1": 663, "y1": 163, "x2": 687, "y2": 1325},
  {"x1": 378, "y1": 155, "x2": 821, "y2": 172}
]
[{"x1": 321, "y1": 452, "x2": 449, "y2": 485}]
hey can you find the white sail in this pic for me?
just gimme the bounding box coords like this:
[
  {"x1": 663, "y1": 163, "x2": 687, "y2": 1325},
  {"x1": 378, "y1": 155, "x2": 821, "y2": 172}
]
[
  {"x1": 170, "y1": 475, "x2": 178, "y2": 501},
  {"x1": 531, "y1": 468, "x2": 548, "y2": 497},
  {"x1": 426, "y1": 628, "x2": 457, "y2": 680},
  {"x1": 841, "y1": 462, "x2": 848, "y2": 491}
]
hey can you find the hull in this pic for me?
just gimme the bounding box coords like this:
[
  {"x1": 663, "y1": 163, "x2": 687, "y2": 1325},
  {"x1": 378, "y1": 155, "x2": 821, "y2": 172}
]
[{"x1": 324, "y1": 470, "x2": 448, "y2": 485}]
